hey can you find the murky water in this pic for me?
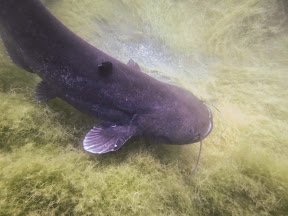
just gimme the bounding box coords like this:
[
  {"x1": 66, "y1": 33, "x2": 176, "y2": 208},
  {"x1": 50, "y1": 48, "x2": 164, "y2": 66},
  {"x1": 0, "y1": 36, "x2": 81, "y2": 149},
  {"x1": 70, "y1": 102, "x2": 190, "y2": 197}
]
[{"x1": 0, "y1": 0, "x2": 287, "y2": 215}]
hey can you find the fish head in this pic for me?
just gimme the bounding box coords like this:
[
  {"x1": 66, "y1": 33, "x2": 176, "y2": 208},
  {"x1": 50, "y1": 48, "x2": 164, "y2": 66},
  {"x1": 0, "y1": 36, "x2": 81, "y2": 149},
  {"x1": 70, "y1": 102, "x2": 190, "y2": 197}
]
[
  {"x1": 153, "y1": 86, "x2": 213, "y2": 145},
  {"x1": 174, "y1": 98, "x2": 213, "y2": 144}
]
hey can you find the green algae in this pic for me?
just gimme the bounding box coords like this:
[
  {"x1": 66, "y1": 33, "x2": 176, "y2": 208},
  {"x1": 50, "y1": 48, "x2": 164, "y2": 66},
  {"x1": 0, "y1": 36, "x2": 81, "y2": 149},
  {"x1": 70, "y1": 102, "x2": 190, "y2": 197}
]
[{"x1": 1, "y1": 0, "x2": 288, "y2": 215}]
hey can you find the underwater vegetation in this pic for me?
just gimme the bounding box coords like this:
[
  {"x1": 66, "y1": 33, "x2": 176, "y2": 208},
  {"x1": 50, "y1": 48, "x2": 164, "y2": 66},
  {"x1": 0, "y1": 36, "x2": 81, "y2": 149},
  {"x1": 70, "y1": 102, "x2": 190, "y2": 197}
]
[{"x1": 0, "y1": 0, "x2": 287, "y2": 215}]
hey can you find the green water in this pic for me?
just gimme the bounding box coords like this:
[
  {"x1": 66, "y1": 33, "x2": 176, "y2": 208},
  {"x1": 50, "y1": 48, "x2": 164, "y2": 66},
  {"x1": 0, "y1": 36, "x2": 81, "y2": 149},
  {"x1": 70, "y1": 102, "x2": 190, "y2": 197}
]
[{"x1": 0, "y1": 0, "x2": 287, "y2": 215}]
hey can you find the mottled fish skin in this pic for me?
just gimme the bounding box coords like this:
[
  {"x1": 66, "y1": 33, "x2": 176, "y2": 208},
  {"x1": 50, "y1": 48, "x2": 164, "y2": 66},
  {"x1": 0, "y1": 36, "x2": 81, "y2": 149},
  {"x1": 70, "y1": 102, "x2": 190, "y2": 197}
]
[{"x1": 0, "y1": 0, "x2": 213, "y2": 154}]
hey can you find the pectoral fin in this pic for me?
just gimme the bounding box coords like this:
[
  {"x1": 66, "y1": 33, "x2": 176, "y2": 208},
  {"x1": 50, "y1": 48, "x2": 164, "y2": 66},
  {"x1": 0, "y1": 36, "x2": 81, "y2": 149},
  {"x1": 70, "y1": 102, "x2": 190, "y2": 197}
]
[
  {"x1": 83, "y1": 123, "x2": 136, "y2": 154},
  {"x1": 35, "y1": 81, "x2": 57, "y2": 102}
]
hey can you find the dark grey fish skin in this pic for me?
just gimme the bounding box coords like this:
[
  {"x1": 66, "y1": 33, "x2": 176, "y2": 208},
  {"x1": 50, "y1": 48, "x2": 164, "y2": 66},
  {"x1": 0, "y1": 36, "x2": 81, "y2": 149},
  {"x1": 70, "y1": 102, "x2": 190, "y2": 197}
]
[{"x1": 0, "y1": 0, "x2": 213, "y2": 154}]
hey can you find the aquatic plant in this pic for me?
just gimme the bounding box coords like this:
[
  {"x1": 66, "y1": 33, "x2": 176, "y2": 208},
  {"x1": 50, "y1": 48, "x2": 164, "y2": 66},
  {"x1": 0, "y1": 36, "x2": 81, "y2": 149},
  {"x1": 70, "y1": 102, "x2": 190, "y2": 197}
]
[{"x1": 0, "y1": 0, "x2": 287, "y2": 215}]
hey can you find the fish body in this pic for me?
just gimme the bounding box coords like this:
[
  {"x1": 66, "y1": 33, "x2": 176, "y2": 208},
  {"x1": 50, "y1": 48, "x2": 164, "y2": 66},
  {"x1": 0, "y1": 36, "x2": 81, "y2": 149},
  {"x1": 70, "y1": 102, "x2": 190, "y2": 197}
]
[{"x1": 0, "y1": 0, "x2": 213, "y2": 154}]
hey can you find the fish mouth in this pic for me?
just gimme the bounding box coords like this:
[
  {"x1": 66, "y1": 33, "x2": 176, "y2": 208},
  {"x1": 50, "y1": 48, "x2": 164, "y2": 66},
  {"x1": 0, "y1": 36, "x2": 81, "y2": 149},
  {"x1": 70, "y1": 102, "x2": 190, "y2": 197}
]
[
  {"x1": 190, "y1": 106, "x2": 213, "y2": 174},
  {"x1": 192, "y1": 105, "x2": 213, "y2": 143},
  {"x1": 202, "y1": 105, "x2": 213, "y2": 138}
]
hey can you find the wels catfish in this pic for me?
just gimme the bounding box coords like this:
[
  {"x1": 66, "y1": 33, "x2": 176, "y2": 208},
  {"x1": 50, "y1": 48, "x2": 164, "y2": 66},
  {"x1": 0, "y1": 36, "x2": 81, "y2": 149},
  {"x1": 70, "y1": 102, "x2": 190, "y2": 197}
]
[{"x1": 0, "y1": 0, "x2": 213, "y2": 154}]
